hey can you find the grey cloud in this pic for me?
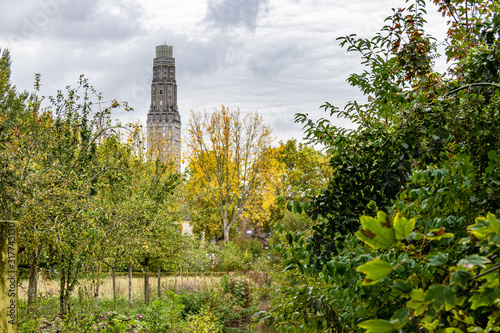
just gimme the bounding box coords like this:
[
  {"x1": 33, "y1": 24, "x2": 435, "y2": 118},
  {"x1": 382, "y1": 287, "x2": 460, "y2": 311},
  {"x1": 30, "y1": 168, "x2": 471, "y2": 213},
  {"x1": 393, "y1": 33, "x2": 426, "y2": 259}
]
[
  {"x1": 58, "y1": 0, "x2": 99, "y2": 22},
  {"x1": 247, "y1": 44, "x2": 303, "y2": 76},
  {"x1": 0, "y1": 0, "x2": 143, "y2": 42},
  {"x1": 176, "y1": 37, "x2": 239, "y2": 78},
  {"x1": 204, "y1": 0, "x2": 269, "y2": 30}
]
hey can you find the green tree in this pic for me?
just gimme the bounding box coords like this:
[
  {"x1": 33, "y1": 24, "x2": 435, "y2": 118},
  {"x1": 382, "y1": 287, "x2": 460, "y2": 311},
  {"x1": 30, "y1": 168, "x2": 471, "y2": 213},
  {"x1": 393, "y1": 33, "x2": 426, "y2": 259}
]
[
  {"x1": 0, "y1": 66, "x2": 132, "y2": 313},
  {"x1": 278, "y1": 139, "x2": 332, "y2": 202}
]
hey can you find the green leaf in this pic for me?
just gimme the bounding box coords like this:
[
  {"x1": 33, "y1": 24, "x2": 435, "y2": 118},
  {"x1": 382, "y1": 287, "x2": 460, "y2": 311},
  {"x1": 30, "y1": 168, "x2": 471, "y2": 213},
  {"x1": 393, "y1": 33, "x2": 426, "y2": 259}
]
[
  {"x1": 390, "y1": 307, "x2": 410, "y2": 328},
  {"x1": 357, "y1": 258, "x2": 393, "y2": 285},
  {"x1": 452, "y1": 310, "x2": 474, "y2": 325},
  {"x1": 355, "y1": 211, "x2": 396, "y2": 249},
  {"x1": 426, "y1": 227, "x2": 454, "y2": 240},
  {"x1": 392, "y1": 279, "x2": 413, "y2": 293},
  {"x1": 408, "y1": 289, "x2": 427, "y2": 316},
  {"x1": 470, "y1": 286, "x2": 500, "y2": 309},
  {"x1": 358, "y1": 319, "x2": 395, "y2": 333},
  {"x1": 468, "y1": 213, "x2": 500, "y2": 241},
  {"x1": 487, "y1": 150, "x2": 498, "y2": 161},
  {"x1": 407, "y1": 231, "x2": 424, "y2": 241},
  {"x1": 428, "y1": 252, "x2": 449, "y2": 266},
  {"x1": 450, "y1": 270, "x2": 473, "y2": 287},
  {"x1": 393, "y1": 213, "x2": 415, "y2": 239},
  {"x1": 425, "y1": 284, "x2": 456, "y2": 311},
  {"x1": 411, "y1": 288, "x2": 425, "y2": 302},
  {"x1": 489, "y1": 233, "x2": 500, "y2": 247},
  {"x1": 293, "y1": 203, "x2": 302, "y2": 214},
  {"x1": 457, "y1": 255, "x2": 490, "y2": 269}
]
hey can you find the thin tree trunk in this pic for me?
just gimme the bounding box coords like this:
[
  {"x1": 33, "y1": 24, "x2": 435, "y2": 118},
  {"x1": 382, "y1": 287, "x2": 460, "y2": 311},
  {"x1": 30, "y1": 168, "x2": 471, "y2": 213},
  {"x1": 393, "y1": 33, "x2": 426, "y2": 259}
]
[
  {"x1": 157, "y1": 268, "x2": 161, "y2": 299},
  {"x1": 34, "y1": 271, "x2": 37, "y2": 302},
  {"x1": 65, "y1": 263, "x2": 75, "y2": 314},
  {"x1": 94, "y1": 265, "x2": 100, "y2": 310},
  {"x1": 27, "y1": 250, "x2": 38, "y2": 312},
  {"x1": 128, "y1": 264, "x2": 134, "y2": 308},
  {"x1": 59, "y1": 262, "x2": 67, "y2": 314},
  {"x1": 144, "y1": 256, "x2": 150, "y2": 303},
  {"x1": 112, "y1": 266, "x2": 116, "y2": 309},
  {"x1": 144, "y1": 271, "x2": 150, "y2": 303}
]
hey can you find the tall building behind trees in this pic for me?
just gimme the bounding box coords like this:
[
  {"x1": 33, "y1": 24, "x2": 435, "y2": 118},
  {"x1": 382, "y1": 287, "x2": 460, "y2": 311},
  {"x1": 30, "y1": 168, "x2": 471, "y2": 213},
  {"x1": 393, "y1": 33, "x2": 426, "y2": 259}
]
[{"x1": 146, "y1": 44, "x2": 181, "y2": 166}]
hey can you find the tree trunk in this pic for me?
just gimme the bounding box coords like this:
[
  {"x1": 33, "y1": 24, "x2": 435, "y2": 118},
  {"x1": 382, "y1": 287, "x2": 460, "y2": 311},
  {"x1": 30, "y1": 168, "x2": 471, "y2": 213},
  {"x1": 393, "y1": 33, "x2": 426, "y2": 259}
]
[
  {"x1": 94, "y1": 264, "x2": 101, "y2": 310},
  {"x1": 157, "y1": 268, "x2": 161, "y2": 298},
  {"x1": 27, "y1": 249, "x2": 38, "y2": 312},
  {"x1": 59, "y1": 256, "x2": 78, "y2": 315},
  {"x1": 65, "y1": 264, "x2": 75, "y2": 314},
  {"x1": 34, "y1": 271, "x2": 37, "y2": 301},
  {"x1": 128, "y1": 263, "x2": 134, "y2": 308},
  {"x1": 112, "y1": 266, "x2": 116, "y2": 309},
  {"x1": 59, "y1": 262, "x2": 67, "y2": 314},
  {"x1": 144, "y1": 257, "x2": 150, "y2": 303},
  {"x1": 224, "y1": 227, "x2": 229, "y2": 241}
]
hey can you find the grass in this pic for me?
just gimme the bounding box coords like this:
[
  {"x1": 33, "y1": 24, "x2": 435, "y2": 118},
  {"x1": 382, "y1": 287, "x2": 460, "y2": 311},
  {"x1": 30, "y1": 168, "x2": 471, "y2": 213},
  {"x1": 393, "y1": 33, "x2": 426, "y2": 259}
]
[{"x1": 19, "y1": 271, "x2": 222, "y2": 302}]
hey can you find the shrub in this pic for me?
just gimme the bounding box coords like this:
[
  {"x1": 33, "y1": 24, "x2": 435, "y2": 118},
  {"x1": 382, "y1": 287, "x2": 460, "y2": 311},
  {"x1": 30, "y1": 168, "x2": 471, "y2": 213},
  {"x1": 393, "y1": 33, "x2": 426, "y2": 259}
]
[
  {"x1": 216, "y1": 241, "x2": 246, "y2": 271},
  {"x1": 178, "y1": 288, "x2": 205, "y2": 317},
  {"x1": 143, "y1": 290, "x2": 184, "y2": 332},
  {"x1": 229, "y1": 278, "x2": 253, "y2": 308},
  {"x1": 185, "y1": 307, "x2": 223, "y2": 333},
  {"x1": 242, "y1": 238, "x2": 264, "y2": 261}
]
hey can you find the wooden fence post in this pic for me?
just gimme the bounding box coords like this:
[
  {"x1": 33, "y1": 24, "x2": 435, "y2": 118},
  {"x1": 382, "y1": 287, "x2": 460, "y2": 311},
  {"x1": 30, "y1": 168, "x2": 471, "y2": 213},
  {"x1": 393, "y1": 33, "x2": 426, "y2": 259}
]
[{"x1": 1, "y1": 221, "x2": 18, "y2": 333}]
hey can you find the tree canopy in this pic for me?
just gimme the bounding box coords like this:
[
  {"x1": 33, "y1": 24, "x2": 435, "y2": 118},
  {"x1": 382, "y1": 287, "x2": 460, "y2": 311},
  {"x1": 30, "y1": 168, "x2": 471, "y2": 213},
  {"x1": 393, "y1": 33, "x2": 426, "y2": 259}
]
[{"x1": 185, "y1": 106, "x2": 279, "y2": 241}]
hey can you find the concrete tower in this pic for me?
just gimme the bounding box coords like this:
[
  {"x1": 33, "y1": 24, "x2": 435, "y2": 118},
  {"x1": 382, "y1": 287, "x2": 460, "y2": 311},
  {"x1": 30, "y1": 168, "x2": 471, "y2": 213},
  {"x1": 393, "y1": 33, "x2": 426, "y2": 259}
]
[{"x1": 146, "y1": 44, "x2": 181, "y2": 165}]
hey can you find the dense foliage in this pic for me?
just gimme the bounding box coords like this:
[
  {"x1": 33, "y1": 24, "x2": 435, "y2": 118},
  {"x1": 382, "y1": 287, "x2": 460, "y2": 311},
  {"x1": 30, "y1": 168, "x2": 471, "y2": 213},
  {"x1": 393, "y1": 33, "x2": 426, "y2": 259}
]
[
  {"x1": 0, "y1": 48, "x2": 186, "y2": 314},
  {"x1": 265, "y1": 0, "x2": 500, "y2": 331}
]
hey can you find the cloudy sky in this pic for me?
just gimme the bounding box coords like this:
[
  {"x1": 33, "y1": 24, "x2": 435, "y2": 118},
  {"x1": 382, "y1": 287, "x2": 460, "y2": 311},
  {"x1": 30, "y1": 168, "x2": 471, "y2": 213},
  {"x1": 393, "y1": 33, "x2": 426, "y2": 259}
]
[{"x1": 0, "y1": 0, "x2": 448, "y2": 144}]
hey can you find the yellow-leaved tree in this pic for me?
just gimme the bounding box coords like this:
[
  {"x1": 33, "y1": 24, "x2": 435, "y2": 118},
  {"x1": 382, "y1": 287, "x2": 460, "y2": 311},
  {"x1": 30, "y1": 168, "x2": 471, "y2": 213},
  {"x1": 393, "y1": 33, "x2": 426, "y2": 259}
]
[{"x1": 186, "y1": 106, "x2": 280, "y2": 241}]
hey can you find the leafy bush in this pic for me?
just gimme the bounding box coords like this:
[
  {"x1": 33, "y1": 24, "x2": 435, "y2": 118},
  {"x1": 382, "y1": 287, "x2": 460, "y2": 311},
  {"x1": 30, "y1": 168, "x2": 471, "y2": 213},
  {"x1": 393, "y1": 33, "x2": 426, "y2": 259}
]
[
  {"x1": 143, "y1": 290, "x2": 185, "y2": 332},
  {"x1": 221, "y1": 274, "x2": 231, "y2": 293},
  {"x1": 179, "y1": 288, "x2": 205, "y2": 317},
  {"x1": 216, "y1": 241, "x2": 246, "y2": 271},
  {"x1": 184, "y1": 307, "x2": 223, "y2": 333},
  {"x1": 229, "y1": 278, "x2": 253, "y2": 308},
  {"x1": 242, "y1": 238, "x2": 265, "y2": 261},
  {"x1": 355, "y1": 212, "x2": 500, "y2": 332},
  {"x1": 265, "y1": 0, "x2": 500, "y2": 331}
]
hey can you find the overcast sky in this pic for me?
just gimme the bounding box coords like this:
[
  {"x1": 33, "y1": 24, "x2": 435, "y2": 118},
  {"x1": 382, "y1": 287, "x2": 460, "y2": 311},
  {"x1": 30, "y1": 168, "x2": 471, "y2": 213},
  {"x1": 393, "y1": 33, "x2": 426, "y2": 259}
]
[{"x1": 0, "y1": 0, "x2": 448, "y2": 144}]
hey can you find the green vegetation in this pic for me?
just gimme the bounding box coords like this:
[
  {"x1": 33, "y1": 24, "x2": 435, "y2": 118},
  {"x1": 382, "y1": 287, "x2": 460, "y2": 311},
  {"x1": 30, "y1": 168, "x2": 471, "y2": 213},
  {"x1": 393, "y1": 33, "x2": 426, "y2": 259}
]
[
  {"x1": 265, "y1": 0, "x2": 500, "y2": 331},
  {"x1": 18, "y1": 274, "x2": 263, "y2": 332}
]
